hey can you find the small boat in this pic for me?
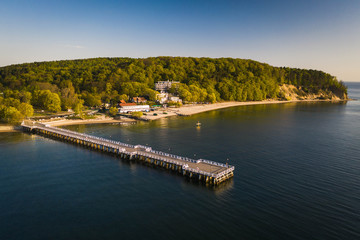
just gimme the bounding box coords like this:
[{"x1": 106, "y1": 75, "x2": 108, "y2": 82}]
[{"x1": 196, "y1": 121, "x2": 201, "y2": 127}]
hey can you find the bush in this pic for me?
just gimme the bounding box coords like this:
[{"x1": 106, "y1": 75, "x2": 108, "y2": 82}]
[
  {"x1": 0, "y1": 105, "x2": 24, "y2": 124},
  {"x1": 167, "y1": 101, "x2": 182, "y2": 108},
  {"x1": 109, "y1": 106, "x2": 118, "y2": 117},
  {"x1": 131, "y1": 111, "x2": 143, "y2": 118}
]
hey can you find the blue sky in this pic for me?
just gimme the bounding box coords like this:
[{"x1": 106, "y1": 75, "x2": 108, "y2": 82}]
[{"x1": 1, "y1": 0, "x2": 359, "y2": 81}]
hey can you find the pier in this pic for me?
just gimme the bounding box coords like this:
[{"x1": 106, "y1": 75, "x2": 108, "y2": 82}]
[{"x1": 21, "y1": 121, "x2": 234, "y2": 185}]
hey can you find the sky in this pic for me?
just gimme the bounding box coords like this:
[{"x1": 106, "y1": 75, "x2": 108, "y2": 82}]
[{"x1": 1, "y1": 0, "x2": 359, "y2": 82}]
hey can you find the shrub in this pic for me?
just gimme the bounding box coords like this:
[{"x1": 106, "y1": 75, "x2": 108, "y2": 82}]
[{"x1": 131, "y1": 111, "x2": 143, "y2": 118}]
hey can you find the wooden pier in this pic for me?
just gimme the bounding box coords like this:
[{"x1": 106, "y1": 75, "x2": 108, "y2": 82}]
[{"x1": 21, "y1": 121, "x2": 234, "y2": 185}]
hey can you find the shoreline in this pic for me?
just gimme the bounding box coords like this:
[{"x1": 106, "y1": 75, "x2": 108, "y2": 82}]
[
  {"x1": 0, "y1": 99, "x2": 348, "y2": 132},
  {"x1": 140, "y1": 99, "x2": 346, "y2": 121},
  {"x1": 41, "y1": 117, "x2": 136, "y2": 127},
  {"x1": 0, "y1": 125, "x2": 20, "y2": 133}
]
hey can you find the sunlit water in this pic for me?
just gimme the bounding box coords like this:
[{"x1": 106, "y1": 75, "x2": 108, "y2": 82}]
[{"x1": 1, "y1": 83, "x2": 359, "y2": 240}]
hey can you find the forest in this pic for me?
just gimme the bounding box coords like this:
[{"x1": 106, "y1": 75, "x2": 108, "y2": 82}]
[{"x1": 0, "y1": 57, "x2": 348, "y2": 123}]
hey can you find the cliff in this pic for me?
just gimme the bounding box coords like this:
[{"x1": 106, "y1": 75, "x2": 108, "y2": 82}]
[{"x1": 279, "y1": 84, "x2": 347, "y2": 101}]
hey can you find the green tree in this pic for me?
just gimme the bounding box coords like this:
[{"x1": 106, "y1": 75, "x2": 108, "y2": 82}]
[
  {"x1": 60, "y1": 81, "x2": 78, "y2": 110},
  {"x1": 3, "y1": 97, "x2": 20, "y2": 108},
  {"x1": 35, "y1": 90, "x2": 61, "y2": 112},
  {"x1": 106, "y1": 83, "x2": 113, "y2": 95},
  {"x1": 19, "y1": 91, "x2": 32, "y2": 103},
  {"x1": 109, "y1": 106, "x2": 118, "y2": 116},
  {"x1": 119, "y1": 94, "x2": 128, "y2": 101},
  {"x1": 45, "y1": 92, "x2": 61, "y2": 112},
  {"x1": 0, "y1": 106, "x2": 23, "y2": 123},
  {"x1": 18, "y1": 102, "x2": 34, "y2": 118},
  {"x1": 144, "y1": 88, "x2": 158, "y2": 101},
  {"x1": 207, "y1": 93, "x2": 217, "y2": 103},
  {"x1": 73, "y1": 99, "x2": 84, "y2": 116},
  {"x1": 81, "y1": 92, "x2": 102, "y2": 107},
  {"x1": 178, "y1": 85, "x2": 192, "y2": 102},
  {"x1": 0, "y1": 57, "x2": 348, "y2": 103}
]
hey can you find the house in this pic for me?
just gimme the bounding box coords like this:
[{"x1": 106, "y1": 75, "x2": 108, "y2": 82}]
[
  {"x1": 117, "y1": 100, "x2": 129, "y2": 108},
  {"x1": 169, "y1": 96, "x2": 182, "y2": 102},
  {"x1": 132, "y1": 97, "x2": 147, "y2": 104},
  {"x1": 154, "y1": 80, "x2": 182, "y2": 103},
  {"x1": 155, "y1": 80, "x2": 180, "y2": 93},
  {"x1": 104, "y1": 103, "x2": 111, "y2": 109},
  {"x1": 156, "y1": 93, "x2": 182, "y2": 104},
  {"x1": 119, "y1": 102, "x2": 136, "y2": 107},
  {"x1": 118, "y1": 103, "x2": 150, "y2": 113},
  {"x1": 156, "y1": 93, "x2": 168, "y2": 104}
]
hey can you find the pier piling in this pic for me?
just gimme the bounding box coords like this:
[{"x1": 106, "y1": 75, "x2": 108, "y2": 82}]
[{"x1": 21, "y1": 121, "x2": 234, "y2": 185}]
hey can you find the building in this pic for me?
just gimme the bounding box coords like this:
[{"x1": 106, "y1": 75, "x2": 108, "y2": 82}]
[
  {"x1": 117, "y1": 100, "x2": 132, "y2": 108},
  {"x1": 155, "y1": 80, "x2": 179, "y2": 93},
  {"x1": 132, "y1": 97, "x2": 147, "y2": 104},
  {"x1": 169, "y1": 96, "x2": 181, "y2": 102},
  {"x1": 154, "y1": 80, "x2": 182, "y2": 104},
  {"x1": 104, "y1": 103, "x2": 111, "y2": 109},
  {"x1": 118, "y1": 103, "x2": 150, "y2": 113},
  {"x1": 156, "y1": 93, "x2": 182, "y2": 104},
  {"x1": 156, "y1": 93, "x2": 168, "y2": 104}
]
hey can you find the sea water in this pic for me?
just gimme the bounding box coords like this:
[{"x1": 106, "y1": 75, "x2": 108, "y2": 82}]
[{"x1": 1, "y1": 83, "x2": 359, "y2": 240}]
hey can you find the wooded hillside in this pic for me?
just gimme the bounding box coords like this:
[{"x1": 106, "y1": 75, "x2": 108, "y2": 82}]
[{"x1": 0, "y1": 57, "x2": 348, "y2": 123}]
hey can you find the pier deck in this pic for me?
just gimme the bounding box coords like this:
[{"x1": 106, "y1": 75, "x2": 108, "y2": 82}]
[{"x1": 21, "y1": 121, "x2": 234, "y2": 185}]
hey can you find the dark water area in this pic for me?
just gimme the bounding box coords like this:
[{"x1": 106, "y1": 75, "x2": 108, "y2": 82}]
[{"x1": 1, "y1": 83, "x2": 360, "y2": 240}]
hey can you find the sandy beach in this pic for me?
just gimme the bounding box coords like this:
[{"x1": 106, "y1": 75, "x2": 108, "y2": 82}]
[
  {"x1": 0, "y1": 99, "x2": 345, "y2": 132},
  {"x1": 0, "y1": 125, "x2": 19, "y2": 132},
  {"x1": 44, "y1": 117, "x2": 136, "y2": 127},
  {"x1": 0, "y1": 118, "x2": 135, "y2": 132},
  {"x1": 177, "y1": 100, "x2": 288, "y2": 115},
  {"x1": 140, "y1": 99, "x2": 299, "y2": 121}
]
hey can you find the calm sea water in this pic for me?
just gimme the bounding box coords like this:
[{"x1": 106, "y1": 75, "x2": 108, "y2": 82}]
[{"x1": 1, "y1": 83, "x2": 360, "y2": 240}]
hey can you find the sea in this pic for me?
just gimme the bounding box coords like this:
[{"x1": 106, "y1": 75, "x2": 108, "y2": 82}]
[{"x1": 1, "y1": 83, "x2": 359, "y2": 240}]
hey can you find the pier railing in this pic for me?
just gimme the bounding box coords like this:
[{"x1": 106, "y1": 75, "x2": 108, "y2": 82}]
[
  {"x1": 21, "y1": 122, "x2": 234, "y2": 184},
  {"x1": 198, "y1": 159, "x2": 229, "y2": 168},
  {"x1": 147, "y1": 149, "x2": 199, "y2": 163},
  {"x1": 40, "y1": 124, "x2": 135, "y2": 148}
]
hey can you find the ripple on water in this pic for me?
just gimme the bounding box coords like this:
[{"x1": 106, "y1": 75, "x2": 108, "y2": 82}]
[{"x1": 1, "y1": 84, "x2": 360, "y2": 239}]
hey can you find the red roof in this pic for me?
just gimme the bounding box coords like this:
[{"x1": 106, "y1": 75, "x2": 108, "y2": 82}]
[{"x1": 120, "y1": 103, "x2": 137, "y2": 107}]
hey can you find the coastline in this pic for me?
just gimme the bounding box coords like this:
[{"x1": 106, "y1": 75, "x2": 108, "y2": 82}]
[
  {"x1": 140, "y1": 99, "x2": 344, "y2": 121},
  {"x1": 0, "y1": 125, "x2": 20, "y2": 133},
  {"x1": 0, "y1": 99, "x2": 347, "y2": 132},
  {"x1": 42, "y1": 117, "x2": 136, "y2": 127}
]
